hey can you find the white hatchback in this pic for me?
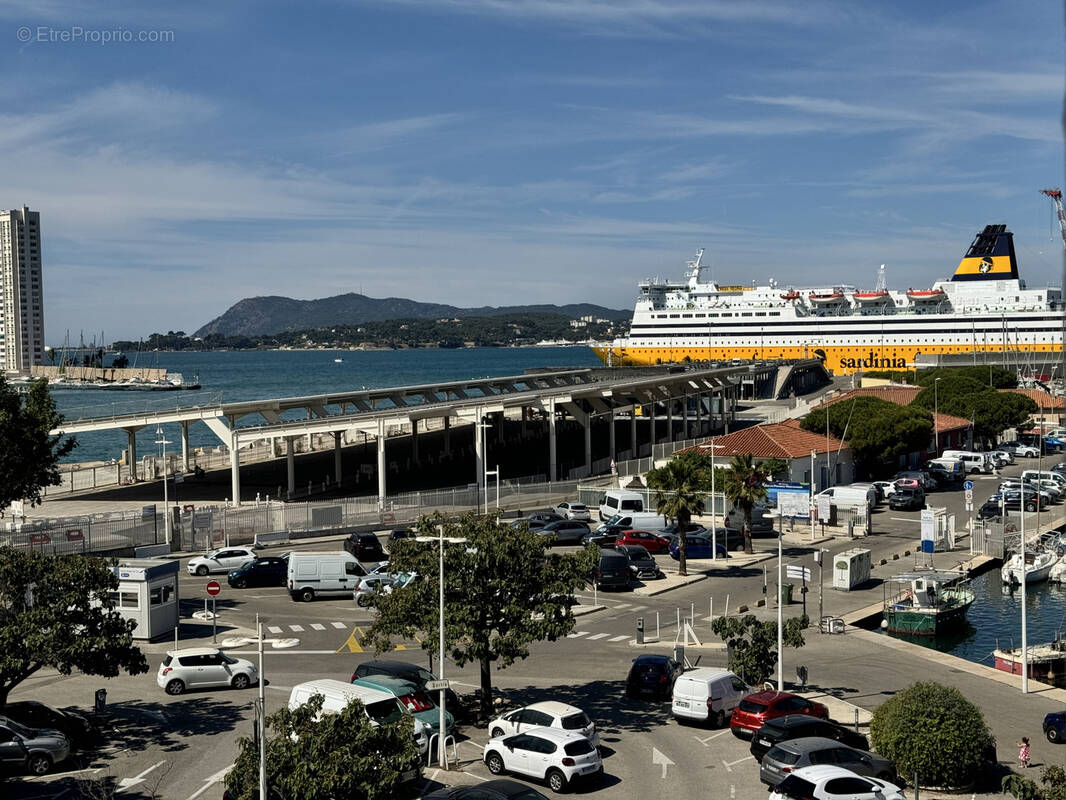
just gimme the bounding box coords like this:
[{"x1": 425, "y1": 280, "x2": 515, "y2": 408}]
[
  {"x1": 187, "y1": 546, "x2": 257, "y2": 576},
  {"x1": 555, "y1": 502, "x2": 592, "y2": 521},
  {"x1": 488, "y1": 701, "x2": 599, "y2": 746},
  {"x1": 156, "y1": 648, "x2": 259, "y2": 695},
  {"x1": 484, "y1": 727, "x2": 602, "y2": 793},
  {"x1": 770, "y1": 765, "x2": 906, "y2": 800}
]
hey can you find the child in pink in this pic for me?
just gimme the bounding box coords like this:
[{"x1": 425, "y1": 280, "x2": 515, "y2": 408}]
[{"x1": 1018, "y1": 737, "x2": 1031, "y2": 768}]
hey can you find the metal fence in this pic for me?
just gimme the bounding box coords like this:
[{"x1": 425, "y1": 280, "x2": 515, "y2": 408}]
[{"x1": 0, "y1": 507, "x2": 165, "y2": 556}]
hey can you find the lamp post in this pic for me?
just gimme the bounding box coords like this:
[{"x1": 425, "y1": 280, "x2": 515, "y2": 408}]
[
  {"x1": 934, "y1": 378, "x2": 941, "y2": 454},
  {"x1": 155, "y1": 426, "x2": 172, "y2": 546},
  {"x1": 1020, "y1": 484, "x2": 1028, "y2": 694},
  {"x1": 810, "y1": 449, "x2": 816, "y2": 541},
  {"x1": 476, "y1": 420, "x2": 492, "y2": 515},
  {"x1": 417, "y1": 528, "x2": 466, "y2": 768},
  {"x1": 706, "y1": 441, "x2": 724, "y2": 560},
  {"x1": 777, "y1": 509, "x2": 784, "y2": 691}
]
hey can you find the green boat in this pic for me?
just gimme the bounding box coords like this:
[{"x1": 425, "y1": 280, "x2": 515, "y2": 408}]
[{"x1": 882, "y1": 571, "x2": 975, "y2": 636}]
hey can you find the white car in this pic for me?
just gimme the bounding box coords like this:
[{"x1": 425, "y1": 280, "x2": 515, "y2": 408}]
[
  {"x1": 872, "y1": 481, "x2": 897, "y2": 499},
  {"x1": 770, "y1": 765, "x2": 906, "y2": 800},
  {"x1": 555, "y1": 502, "x2": 592, "y2": 521},
  {"x1": 187, "y1": 546, "x2": 257, "y2": 576},
  {"x1": 156, "y1": 647, "x2": 258, "y2": 695},
  {"x1": 1014, "y1": 444, "x2": 1040, "y2": 458},
  {"x1": 484, "y1": 727, "x2": 602, "y2": 793},
  {"x1": 488, "y1": 701, "x2": 599, "y2": 747}
]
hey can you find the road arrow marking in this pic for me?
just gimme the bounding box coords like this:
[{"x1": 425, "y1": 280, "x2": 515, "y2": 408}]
[
  {"x1": 117, "y1": 760, "x2": 165, "y2": 793},
  {"x1": 185, "y1": 765, "x2": 232, "y2": 800},
  {"x1": 652, "y1": 747, "x2": 674, "y2": 779}
]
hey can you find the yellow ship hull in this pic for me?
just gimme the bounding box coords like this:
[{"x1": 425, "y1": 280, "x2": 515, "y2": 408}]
[{"x1": 592, "y1": 342, "x2": 1064, "y2": 374}]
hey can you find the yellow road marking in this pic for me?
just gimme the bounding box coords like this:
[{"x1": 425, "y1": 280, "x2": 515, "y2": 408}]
[{"x1": 334, "y1": 627, "x2": 423, "y2": 654}]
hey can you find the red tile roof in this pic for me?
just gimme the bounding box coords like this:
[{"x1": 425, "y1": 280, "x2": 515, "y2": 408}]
[
  {"x1": 816, "y1": 385, "x2": 922, "y2": 409},
  {"x1": 689, "y1": 418, "x2": 845, "y2": 460},
  {"x1": 1000, "y1": 388, "x2": 1066, "y2": 410}
]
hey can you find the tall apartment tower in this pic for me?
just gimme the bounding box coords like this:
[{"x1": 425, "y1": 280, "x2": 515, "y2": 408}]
[{"x1": 0, "y1": 206, "x2": 45, "y2": 373}]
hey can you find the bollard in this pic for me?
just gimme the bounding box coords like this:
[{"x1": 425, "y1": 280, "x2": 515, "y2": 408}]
[
  {"x1": 854, "y1": 708, "x2": 859, "y2": 731},
  {"x1": 94, "y1": 688, "x2": 106, "y2": 715},
  {"x1": 636, "y1": 616, "x2": 645, "y2": 645}
]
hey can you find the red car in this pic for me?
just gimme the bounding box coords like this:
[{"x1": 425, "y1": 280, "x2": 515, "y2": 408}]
[
  {"x1": 616, "y1": 529, "x2": 670, "y2": 553},
  {"x1": 729, "y1": 690, "x2": 829, "y2": 738}
]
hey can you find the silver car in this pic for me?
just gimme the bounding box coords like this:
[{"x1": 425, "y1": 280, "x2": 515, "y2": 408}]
[
  {"x1": 760, "y1": 736, "x2": 898, "y2": 788},
  {"x1": 0, "y1": 715, "x2": 69, "y2": 775}
]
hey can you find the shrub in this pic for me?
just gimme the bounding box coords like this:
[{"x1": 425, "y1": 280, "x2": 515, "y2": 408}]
[
  {"x1": 1003, "y1": 766, "x2": 1066, "y2": 800},
  {"x1": 870, "y1": 682, "x2": 994, "y2": 788}
]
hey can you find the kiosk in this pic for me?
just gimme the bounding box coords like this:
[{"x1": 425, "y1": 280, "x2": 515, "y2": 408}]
[{"x1": 110, "y1": 558, "x2": 180, "y2": 640}]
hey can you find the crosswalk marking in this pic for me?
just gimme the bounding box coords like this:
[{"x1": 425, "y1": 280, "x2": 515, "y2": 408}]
[
  {"x1": 613, "y1": 603, "x2": 631, "y2": 610},
  {"x1": 289, "y1": 625, "x2": 304, "y2": 632},
  {"x1": 586, "y1": 633, "x2": 610, "y2": 641},
  {"x1": 629, "y1": 605, "x2": 647, "y2": 612},
  {"x1": 267, "y1": 626, "x2": 282, "y2": 634},
  {"x1": 310, "y1": 623, "x2": 326, "y2": 631},
  {"x1": 331, "y1": 622, "x2": 347, "y2": 629},
  {"x1": 608, "y1": 635, "x2": 629, "y2": 642},
  {"x1": 567, "y1": 631, "x2": 589, "y2": 639}
]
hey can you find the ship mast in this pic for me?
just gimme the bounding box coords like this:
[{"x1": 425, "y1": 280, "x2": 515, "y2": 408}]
[{"x1": 1040, "y1": 188, "x2": 1066, "y2": 253}]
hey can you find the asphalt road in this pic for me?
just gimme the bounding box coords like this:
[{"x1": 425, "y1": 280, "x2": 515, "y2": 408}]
[{"x1": 7, "y1": 459, "x2": 1066, "y2": 800}]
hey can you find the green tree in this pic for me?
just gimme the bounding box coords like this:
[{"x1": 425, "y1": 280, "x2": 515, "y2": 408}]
[
  {"x1": 1003, "y1": 766, "x2": 1066, "y2": 800},
  {"x1": 710, "y1": 614, "x2": 807, "y2": 689},
  {"x1": 225, "y1": 694, "x2": 420, "y2": 800},
  {"x1": 915, "y1": 365, "x2": 1018, "y2": 389},
  {"x1": 646, "y1": 450, "x2": 713, "y2": 576},
  {"x1": 365, "y1": 513, "x2": 598, "y2": 721},
  {"x1": 912, "y1": 377, "x2": 1036, "y2": 447},
  {"x1": 722, "y1": 454, "x2": 770, "y2": 554},
  {"x1": 801, "y1": 397, "x2": 932, "y2": 478},
  {"x1": 870, "y1": 681, "x2": 995, "y2": 788},
  {"x1": 0, "y1": 549, "x2": 148, "y2": 708},
  {"x1": 0, "y1": 375, "x2": 76, "y2": 514}
]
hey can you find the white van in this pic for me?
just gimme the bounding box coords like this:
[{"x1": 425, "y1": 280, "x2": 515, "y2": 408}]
[
  {"x1": 671, "y1": 668, "x2": 752, "y2": 727},
  {"x1": 595, "y1": 512, "x2": 665, "y2": 532},
  {"x1": 288, "y1": 678, "x2": 429, "y2": 757},
  {"x1": 815, "y1": 485, "x2": 876, "y2": 508},
  {"x1": 941, "y1": 450, "x2": 992, "y2": 474},
  {"x1": 598, "y1": 490, "x2": 645, "y2": 521},
  {"x1": 1022, "y1": 470, "x2": 1066, "y2": 490},
  {"x1": 287, "y1": 551, "x2": 368, "y2": 602}
]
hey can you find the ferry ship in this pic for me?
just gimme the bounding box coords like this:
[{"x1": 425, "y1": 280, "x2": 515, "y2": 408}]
[{"x1": 593, "y1": 225, "x2": 1065, "y2": 374}]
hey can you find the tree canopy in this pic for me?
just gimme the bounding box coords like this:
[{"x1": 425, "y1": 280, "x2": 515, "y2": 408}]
[
  {"x1": 225, "y1": 694, "x2": 420, "y2": 800},
  {"x1": 722, "y1": 454, "x2": 770, "y2": 553},
  {"x1": 0, "y1": 549, "x2": 148, "y2": 707},
  {"x1": 0, "y1": 375, "x2": 76, "y2": 514},
  {"x1": 365, "y1": 513, "x2": 598, "y2": 720},
  {"x1": 911, "y1": 377, "x2": 1036, "y2": 447},
  {"x1": 870, "y1": 681, "x2": 994, "y2": 788},
  {"x1": 801, "y1": 397, "x2": 933, "y2": 478},
  {"x1": 646, "y1": 450, "x2": 714, "y2": 575},
  {"x1": 710, "y1": 614, "x2": 807, "y2": 686}
]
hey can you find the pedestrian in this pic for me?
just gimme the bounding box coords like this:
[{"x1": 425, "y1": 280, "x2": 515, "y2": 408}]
[{"x1": 1018, "y1": 736, "x2": 1031, "y2": 768}]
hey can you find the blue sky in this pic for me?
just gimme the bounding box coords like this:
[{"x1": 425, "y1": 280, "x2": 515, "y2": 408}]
[{"x1": 0, "y1": 0, "x2": 1062, "y2": 343}]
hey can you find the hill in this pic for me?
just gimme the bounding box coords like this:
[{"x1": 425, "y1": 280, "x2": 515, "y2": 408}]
[{"x1": 192, "y1": 293, "x2": 631, "y2": 337}]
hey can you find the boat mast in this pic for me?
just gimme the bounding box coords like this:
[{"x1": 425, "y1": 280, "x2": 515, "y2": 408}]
[
  {"x1": 1040, "y1": 188, "x2": 1066, "y2": 253},
  {"x1": 875, "y1": 264, "x2": 887, "y2": 293}
]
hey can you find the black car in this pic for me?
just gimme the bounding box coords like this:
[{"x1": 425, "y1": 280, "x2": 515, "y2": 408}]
[
  {"x1": 344, "y1": 533, "x2": 387, "y2": 562},
  {"x1": 351, "y1": 659, "x2": 459, "y2": 709},
  {"x1": 595, "y1": 549, "x2": 632, "y2": 590},
  {"x1": 625, "y1": 654, "x2": 682, "y2": 700},
  {"x1": 1, "y1": 701, "x2": 95, "y2": 749},
  {"x1": 424, "y1": 779, "x2": 550, "y2": 800},
  {"x1": 227, "y1": 556, "x2": 288, "y2": 589},
  {"x1": 1045, "y1": 709, "x2": 1066, "y2": 743},
  {"x1": 615, "y1": 544, "x2": 663, "y2": 580},
  {"x1": 581, "y1": 529, "x2": 618, "y2": 547},
  {"x1": 888, "y1": 486, "x2": 925, "y2": 511},
  {"x1": 977, "y1": 498, "x2": 1002, "y2": 520},
  {"x1": 537, "y1": 520, "x2": 590, "y2": 546},
  {"x1": 749, "y1": 714, "x2": 869, "y2": 763},
  {"x1": 1000, "y1": 488, "x2": 1043, "y2": 512}
]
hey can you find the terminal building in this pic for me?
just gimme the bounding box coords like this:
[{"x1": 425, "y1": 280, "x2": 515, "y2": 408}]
[{"x1": 0, "y1": 206, "x2": 45, "y2": 373}]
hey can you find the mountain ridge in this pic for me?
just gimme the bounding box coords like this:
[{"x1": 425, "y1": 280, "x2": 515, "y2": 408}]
[{"x1": 193, "y1": 292, "x2": 631, "y2": 337}]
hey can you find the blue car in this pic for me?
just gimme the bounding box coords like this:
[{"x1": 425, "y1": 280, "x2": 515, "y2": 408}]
[
  {"x1": 1045, "y1": 710, "x2": 1066, "y2": 743},
  {"x1": 669, "y1": 534, "x2": 729, "y2": 560}
]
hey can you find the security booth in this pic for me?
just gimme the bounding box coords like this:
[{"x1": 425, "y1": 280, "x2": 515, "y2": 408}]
[
  {"x1": 832, "y1": 548, "x2": 871, "y2": 591},
  {"x1": 110, "y1": 558, "x2": 179, "y2": 640}
]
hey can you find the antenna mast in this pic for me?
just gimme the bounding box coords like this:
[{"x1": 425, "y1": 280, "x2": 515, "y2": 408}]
[{"x1": 1040, "y1": 188, "x2": 1066, "y2": 253}]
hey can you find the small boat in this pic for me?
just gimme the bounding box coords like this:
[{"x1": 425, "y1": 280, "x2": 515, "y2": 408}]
[
  {"x1": 780, "y1": 290, "x2": 801, "y2": 301},
  {"x1": 1001, "y1": 550, "x2": 1058, "y2": 585},
  {"x1": 994, "y1": 631, "x2": 1066, "y2": 681},
  {"x1": 808, "y1": 291, "x2": 845, "y2": 304},
  {"x1": 852, "y1": 290, "x2": 890, "y2": 303},
  {"x1": 334, "y1": 358, "x2": 344, "y2": 363},
  {"x1": 882, "y1": 571, "x2": 975, "y2": 636},
  {"x1": 906, "y1": 287, "x2": 947, "y2": 301}
]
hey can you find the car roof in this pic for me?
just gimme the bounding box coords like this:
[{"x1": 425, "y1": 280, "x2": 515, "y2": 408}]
[
  {"x1": 360, "y1": 659, "x2": 422, "y2": 675},
  {"x1": 477, "y1": 779, "x2": 547, "y2": 798},
  {"x1": 521, "y1": 726, "x2": 586, "y2": 743},
  {"x1": 678, "y1": 667, "x2": 735, "y2": 680},
  {"x1": 771, "y1": 714, "x2": 835, "y2": 729},
  {"x1": 352, "y1": 675, "x2": 419, "y2": 694},
  {"x1": 633, "y1": 654, "x2": 671, "y2": 664},
  {"x1": 747, "y1": 690, "x2": 794, "y2": 703},
  {"x1": 772, "y1": 736, "x2": 851, "y2": 753},
  {"x1": 523, "y1": 701, "x2": 584, "y2": 717},
  {"x1": 167, "y1": 647, "x2": 222, "y2": 657},
  {"x1": 790, "y1": 764, "x2": 875, "y2": 781}
]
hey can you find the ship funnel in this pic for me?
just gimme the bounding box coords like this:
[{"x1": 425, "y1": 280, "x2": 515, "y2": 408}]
[{"x1": 951, "y1": 224, "x2": 1019, "y2": 281}]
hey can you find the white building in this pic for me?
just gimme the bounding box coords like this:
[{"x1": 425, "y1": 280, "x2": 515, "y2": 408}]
[{"x1": 0, "y1": 206, "x2": 45, "y2": 373}]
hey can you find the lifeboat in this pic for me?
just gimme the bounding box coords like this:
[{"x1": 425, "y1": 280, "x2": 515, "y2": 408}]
[
  {"x1": 852, "y1": 290, "x2": 890, "y2": 303},
  {"x1": 906, "y1": 288, "x2": 947, "y2": 301},
  {"x1": 780, "y1": 290, "x2": 801, "y2": 301},
  {"x1": 808, "y1": 291, "x2": 845, "y2": 304}
]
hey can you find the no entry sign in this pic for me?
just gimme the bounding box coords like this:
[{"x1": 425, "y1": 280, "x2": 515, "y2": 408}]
[{"x1": 205, "y1": 580, "x2": 221, "y2": 596}]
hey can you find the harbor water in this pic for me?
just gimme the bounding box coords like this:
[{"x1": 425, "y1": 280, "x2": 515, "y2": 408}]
[{"x1": 47, "y1": 347, "x2": 602, "y2": 464}]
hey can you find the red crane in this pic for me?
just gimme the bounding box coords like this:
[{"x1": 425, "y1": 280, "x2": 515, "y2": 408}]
[{"x1": 1040, "y1": 188, "x2": 1066, "y2": 253}]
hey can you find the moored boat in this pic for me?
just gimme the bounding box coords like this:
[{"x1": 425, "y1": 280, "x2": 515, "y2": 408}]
[
  {"x1": 882, "y1": 571, "x2": 975, "y2": 636},
  {"x1": 994, "y1": 633, "x2": 1066, "y2": 681},
  {"x1": 1001, "y1": 550, "x2": 1058, "y2": 585}
]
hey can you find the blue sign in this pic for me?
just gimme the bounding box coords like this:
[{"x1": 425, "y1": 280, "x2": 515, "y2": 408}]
[{"x1": 963, "y1": 480, "x2": 974, "y2": 490}]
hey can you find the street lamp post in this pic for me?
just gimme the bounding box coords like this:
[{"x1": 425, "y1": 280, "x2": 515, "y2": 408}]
[
  {"x1": 1020, "y1": 484, "x2": 1028, "y2": 694},
  {"x1": 155, "y1": 426, "x2": 172, "y2": 546},
  {"x1": 777, "y1": 509, "x2": 784, "y2": 691},
  {"x1": 934, "y1": 378, "x2": 941, "y2": 454},
  {"x1": 707, "y1": 440, "x2": 724, "y2": 560},
  {"x1": 810, "y1": 449, "x2": 816, "y2": 541}
]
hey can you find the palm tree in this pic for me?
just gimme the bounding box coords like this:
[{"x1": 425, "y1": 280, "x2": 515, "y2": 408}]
[
  {"x1": 646, "y1": 452, "x2": 711, "y2": 577},
  {"x1": 722, "y1": 453, "x2": 769, "y2": 554}
]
